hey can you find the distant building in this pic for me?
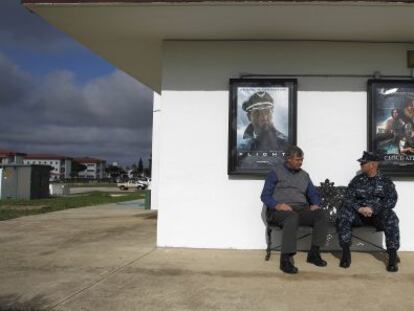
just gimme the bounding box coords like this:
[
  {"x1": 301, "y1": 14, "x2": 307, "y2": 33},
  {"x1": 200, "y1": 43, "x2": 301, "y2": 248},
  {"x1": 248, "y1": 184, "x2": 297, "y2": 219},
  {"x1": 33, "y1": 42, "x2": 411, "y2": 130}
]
[
  {"x1": 74, "y1": 157, "x2": 106, "y2": 179},
  {"x1": 24, "y1": 154, "x2": 72, "y2": 181},
  {"x1": 0, "y1": 149, "x2": 26, "y2": 165}
]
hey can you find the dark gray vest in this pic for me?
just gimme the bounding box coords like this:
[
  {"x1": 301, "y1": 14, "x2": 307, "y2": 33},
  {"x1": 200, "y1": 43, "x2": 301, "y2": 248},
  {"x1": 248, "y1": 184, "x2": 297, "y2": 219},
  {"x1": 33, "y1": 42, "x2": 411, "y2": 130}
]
[{"x1": 272, "y1": 165, "x2": 310, "y2": 206}]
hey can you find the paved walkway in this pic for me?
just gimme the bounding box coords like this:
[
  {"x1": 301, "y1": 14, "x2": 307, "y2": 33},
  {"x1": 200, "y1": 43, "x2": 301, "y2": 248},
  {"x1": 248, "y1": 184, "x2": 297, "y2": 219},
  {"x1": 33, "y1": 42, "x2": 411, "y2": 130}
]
[{"x1": 0, "y1": 204, "x2": 413, "y2": 311}]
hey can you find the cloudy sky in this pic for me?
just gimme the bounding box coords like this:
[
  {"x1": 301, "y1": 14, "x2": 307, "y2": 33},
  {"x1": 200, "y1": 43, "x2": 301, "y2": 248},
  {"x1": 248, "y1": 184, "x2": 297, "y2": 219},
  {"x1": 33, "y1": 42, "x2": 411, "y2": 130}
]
[{"x1": 0, "y1": 0, "x2": 153, "y2": 167}]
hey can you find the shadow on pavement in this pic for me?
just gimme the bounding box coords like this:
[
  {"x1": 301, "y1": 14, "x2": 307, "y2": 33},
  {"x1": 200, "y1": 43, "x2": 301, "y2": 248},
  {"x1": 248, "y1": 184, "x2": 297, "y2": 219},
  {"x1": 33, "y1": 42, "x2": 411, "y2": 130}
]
[{"x1": 0, "y1": 294, "x2": 50, "y2": 311}]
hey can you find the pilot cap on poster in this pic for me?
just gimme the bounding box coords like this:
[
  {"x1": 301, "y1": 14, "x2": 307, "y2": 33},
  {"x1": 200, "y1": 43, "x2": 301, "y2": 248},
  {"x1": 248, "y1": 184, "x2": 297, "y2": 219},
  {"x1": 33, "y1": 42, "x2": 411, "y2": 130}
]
[
  {"x1": 242, "y1": 91, "x2": 274, "y2": 112},
  {"x1": 357, "y1": 151, "x2": 381, "y2": 164}
]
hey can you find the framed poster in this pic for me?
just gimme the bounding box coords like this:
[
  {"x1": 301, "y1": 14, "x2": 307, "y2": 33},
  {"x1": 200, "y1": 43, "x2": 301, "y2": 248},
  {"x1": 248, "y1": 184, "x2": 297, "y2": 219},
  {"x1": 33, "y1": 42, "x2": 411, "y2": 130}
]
[
  {"x1": 368, "y1": 79, "x2": 414, "y2": 177},
  {"x1": 228, "y1": 79, "x2": 297, "y2": 176}
]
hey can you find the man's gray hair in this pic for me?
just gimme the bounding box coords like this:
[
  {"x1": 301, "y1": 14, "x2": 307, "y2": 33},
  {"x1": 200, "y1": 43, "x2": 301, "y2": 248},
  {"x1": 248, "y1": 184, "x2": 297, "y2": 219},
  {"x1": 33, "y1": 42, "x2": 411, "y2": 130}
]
[{"x1": 286, "y1": 145, "x2": 304, "y2": 158}]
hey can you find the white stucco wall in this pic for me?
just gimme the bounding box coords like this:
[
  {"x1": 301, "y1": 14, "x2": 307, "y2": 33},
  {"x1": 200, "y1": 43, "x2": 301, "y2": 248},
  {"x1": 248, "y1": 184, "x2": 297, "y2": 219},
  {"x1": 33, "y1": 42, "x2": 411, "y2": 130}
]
[{"x1": 154, "y1": 41, "x2": 414, "y2": 250}]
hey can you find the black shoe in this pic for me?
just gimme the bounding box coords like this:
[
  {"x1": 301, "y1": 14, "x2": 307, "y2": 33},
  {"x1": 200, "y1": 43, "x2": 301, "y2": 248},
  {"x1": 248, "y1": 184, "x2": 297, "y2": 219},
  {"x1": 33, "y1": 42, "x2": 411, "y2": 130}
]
[
  {"x1": 339, "y1": 246, "x2": 351, "y2": 268},
  {"x1": 387, "y1": 249, "x2": 399, "y2": 272},
  {"x1": 307, "y1": 246, "x2": 327, "y2": 267},
  {"x1": 280, "y1": 254, "x2": 298, "y2": 274}
]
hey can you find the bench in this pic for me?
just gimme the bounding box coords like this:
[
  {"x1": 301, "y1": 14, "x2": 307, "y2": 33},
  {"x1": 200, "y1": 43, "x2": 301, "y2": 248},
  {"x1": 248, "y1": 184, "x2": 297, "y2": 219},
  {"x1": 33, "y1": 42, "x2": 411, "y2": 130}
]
[{"x1": 262, "y1": 179, "x2": 385, "y2": 261}]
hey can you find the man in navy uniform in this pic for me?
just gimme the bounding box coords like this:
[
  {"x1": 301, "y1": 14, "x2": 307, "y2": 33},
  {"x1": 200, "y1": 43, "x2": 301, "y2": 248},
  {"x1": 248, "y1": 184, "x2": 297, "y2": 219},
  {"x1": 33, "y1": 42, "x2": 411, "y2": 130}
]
[
  {"x1": 261, "y1": 145, "x2": 328, "y2": 274},
  {"x1": 337, "y1": 151, "x2": 400, "y2": 272}
]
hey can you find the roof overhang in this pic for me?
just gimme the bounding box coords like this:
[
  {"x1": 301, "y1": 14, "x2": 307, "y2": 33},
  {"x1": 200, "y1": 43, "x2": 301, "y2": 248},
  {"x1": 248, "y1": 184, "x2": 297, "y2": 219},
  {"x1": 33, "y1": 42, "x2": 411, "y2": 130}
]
[{"x1": 22, "y1": 1, "x2": 414, "y2": 92}]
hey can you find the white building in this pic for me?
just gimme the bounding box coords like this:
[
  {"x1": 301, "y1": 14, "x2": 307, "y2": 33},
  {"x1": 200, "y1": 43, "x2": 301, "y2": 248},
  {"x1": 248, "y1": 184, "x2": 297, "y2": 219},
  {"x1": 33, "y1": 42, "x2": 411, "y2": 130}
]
[
  {"x1": 24, "y1": 154, "x2": 72, "y2": 181},
  {"x1": 23, "y1": 0, "x2": 414, "y2": 251},
  {"x1": 74, "y1": 157, "x2": 106, "y2": 179},
  {"x1": 0, "y1": 149, "x2": 26, "y2": 165}
]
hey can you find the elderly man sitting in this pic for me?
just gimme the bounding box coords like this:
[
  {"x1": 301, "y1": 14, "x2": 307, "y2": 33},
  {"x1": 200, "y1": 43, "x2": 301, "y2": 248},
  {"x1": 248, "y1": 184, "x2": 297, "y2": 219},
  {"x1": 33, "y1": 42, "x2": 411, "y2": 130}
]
[{"x1": 261, "y1": 145, "x2": 328, "y2": 274}]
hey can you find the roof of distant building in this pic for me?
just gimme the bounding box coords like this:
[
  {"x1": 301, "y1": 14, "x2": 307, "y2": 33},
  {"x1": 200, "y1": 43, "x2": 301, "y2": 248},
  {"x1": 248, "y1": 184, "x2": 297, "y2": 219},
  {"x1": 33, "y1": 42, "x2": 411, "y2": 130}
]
[
  {"x1": 0, "y1": 149, "x2": 27, "y2": 157},
  {"x1": 25, "y1": 154, "x2": 73, "y2": 160},
  {"x1": 74, "y1": 157, "x2": 106, "y2": 164}
]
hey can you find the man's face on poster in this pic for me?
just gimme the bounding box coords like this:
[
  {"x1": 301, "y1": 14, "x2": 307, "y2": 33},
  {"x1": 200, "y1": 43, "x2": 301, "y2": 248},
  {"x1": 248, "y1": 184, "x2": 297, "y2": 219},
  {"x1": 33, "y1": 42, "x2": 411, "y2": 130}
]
[
  {"x1": 405, "y1": 123, "x2": 413, "y2": 138},
  {"x1": 248, "y1": 107, "x2": 274, "y2": 136},
  {"x1": 403, "y1": 100, "x2": 414, "y2": 117}
]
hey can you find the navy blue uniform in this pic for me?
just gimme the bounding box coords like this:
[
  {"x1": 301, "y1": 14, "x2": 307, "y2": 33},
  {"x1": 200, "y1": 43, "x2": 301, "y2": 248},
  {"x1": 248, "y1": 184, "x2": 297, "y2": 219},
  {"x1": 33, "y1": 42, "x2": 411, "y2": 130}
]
[{"x1": 337, "y1": 172, "x2": 400, "y2": 250}]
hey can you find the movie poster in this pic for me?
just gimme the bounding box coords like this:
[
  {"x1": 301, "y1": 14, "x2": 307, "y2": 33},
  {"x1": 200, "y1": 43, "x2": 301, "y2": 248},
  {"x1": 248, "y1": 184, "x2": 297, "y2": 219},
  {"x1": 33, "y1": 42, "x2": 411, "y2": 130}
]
[
  {"x1": 228, "y1": 79, "x2": 297, "y2": 175},
  {"x1": 369, "y1": 80, "x2": 414, "y2": 176}
]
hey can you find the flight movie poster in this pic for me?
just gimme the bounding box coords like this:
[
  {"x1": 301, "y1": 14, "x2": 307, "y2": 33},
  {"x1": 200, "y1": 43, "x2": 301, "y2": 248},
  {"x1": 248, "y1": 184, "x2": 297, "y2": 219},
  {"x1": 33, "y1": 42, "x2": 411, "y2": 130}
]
[
  {"x1": 228, "y1": 79, "x2": 297, "y2": 176},
  {"x1": 369, "y1": 80, "x2": 414, "y2": 176}
]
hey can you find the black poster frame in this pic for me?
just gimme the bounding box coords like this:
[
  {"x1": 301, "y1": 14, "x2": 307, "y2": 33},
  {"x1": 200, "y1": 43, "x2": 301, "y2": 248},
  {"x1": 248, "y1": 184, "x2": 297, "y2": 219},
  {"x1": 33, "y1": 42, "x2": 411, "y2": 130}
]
[
  {"x1": 368, "y1": 79, "x2": 414, "y2": 177},
  {"x1": 228, "y1": 79, "x2": 297, "y2": 176}
]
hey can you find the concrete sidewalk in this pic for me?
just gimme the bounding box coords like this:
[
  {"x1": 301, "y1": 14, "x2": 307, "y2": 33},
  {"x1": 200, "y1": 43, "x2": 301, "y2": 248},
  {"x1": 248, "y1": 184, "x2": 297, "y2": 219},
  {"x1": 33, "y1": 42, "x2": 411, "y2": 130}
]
[{"x1": 0, "y1": 204, "x2": 413, "y2": 311}]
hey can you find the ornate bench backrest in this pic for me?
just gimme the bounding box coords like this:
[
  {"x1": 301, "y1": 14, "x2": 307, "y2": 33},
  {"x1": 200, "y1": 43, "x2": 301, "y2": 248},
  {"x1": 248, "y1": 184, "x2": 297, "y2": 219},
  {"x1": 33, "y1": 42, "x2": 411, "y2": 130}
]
[{"x1": 316, "y1": 179, "x2": 347, "y2": 224}]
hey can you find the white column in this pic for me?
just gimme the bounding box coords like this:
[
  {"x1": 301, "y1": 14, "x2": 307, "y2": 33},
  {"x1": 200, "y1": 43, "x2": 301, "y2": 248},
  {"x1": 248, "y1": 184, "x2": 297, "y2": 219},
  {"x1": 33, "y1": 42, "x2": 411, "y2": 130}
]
[{"x1": 151, "y1": 92, "x2": 162, "y2": 211}]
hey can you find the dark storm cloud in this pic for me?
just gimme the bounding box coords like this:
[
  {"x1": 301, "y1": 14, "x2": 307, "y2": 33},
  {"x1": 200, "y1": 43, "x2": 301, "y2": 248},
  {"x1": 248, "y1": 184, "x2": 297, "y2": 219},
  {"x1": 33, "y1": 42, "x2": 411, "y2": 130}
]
[
  {"x1": 0, "y1": 0, "x2": 72, "y2": 50},
  {"x1": 0, "y1": 53, "x2": 33, "y2": 105},
  {"x1": 0, "y1": 52, "x2": 153, "y2": 166}
]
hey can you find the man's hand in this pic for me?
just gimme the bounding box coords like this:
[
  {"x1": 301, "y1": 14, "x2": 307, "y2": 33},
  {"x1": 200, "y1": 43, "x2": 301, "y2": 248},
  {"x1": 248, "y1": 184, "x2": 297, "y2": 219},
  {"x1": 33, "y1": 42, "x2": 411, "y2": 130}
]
[
  {"x1": 275, "y1": 203, "x2": 293, "y2": 211},
  {"x1": 310, "y1": 205, "x2": 321, "y2": 211},
  {"x1": 358, "y1": 206, "x2": 373, "y2": 217}
]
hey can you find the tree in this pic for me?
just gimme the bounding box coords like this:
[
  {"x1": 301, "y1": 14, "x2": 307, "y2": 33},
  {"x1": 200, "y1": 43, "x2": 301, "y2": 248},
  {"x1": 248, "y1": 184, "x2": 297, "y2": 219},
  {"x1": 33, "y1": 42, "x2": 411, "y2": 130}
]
[
  {"x1": 105, "y1": 165, "x2": 126, "y2": 181},
  {"x1": 138, "y1": 158, "x2": 144, "y2": 175},
  {"x1": 144, "y1": 154, "x2": 152, "y2": 177},
  {"x1": 71, "y1": 161, "x2": 87, "y2": 177},
  {"x1": 130, "y1": 158, "x2": 144, "y2": 178}
]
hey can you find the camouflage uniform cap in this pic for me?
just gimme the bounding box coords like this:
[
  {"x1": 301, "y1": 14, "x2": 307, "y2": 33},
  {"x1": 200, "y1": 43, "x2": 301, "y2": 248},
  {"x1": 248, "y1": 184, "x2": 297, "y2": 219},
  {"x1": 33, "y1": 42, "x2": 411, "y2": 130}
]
[{"x1": 357, "y1": 151, "x2": 381, "y2": 164}]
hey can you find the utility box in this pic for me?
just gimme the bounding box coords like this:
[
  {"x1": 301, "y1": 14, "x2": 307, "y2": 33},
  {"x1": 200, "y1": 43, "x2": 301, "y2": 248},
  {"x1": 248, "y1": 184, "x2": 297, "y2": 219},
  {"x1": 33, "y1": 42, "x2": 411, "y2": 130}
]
[
  {"x1": 0, "y1": 165, "x2": 50, "y2": 200},
  {"x1": 49, "y1": 183, "x2": 70, "y2": 196}
]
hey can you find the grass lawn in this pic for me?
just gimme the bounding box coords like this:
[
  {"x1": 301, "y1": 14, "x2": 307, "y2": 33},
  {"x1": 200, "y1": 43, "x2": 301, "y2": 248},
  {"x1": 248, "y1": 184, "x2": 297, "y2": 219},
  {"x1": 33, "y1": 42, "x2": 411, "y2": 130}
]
[{"x1": 0, "y1": 191, "x2": 146, "y2": 221}]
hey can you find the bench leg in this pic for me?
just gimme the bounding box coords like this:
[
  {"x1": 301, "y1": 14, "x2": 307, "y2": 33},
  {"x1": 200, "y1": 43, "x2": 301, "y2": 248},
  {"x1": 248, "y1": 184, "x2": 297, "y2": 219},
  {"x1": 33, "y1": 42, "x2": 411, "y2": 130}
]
[{"x1": 265, "y1": 227, "x2": 272, "y2": 261}]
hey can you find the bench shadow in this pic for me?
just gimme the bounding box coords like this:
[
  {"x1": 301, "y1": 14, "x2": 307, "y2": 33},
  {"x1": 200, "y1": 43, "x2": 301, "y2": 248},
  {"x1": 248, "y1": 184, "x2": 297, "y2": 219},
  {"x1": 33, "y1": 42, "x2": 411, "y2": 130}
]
[
  {"x1": 0, "y1": 294, "x2": 50, "y2": 311},
  {"x1": 328, "y1": 250, "x2": 388, "y2": 268}
]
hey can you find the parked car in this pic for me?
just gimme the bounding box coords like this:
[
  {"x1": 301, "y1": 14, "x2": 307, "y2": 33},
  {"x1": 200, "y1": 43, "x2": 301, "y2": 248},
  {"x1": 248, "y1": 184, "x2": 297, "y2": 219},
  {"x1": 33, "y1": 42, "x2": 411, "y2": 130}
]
[
  {"x1": 136, "y1": 176, "x2": 151, "y2": 188},
  {"x1": 117, "y1": 180, "x2": 147, "y2": 190}
]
